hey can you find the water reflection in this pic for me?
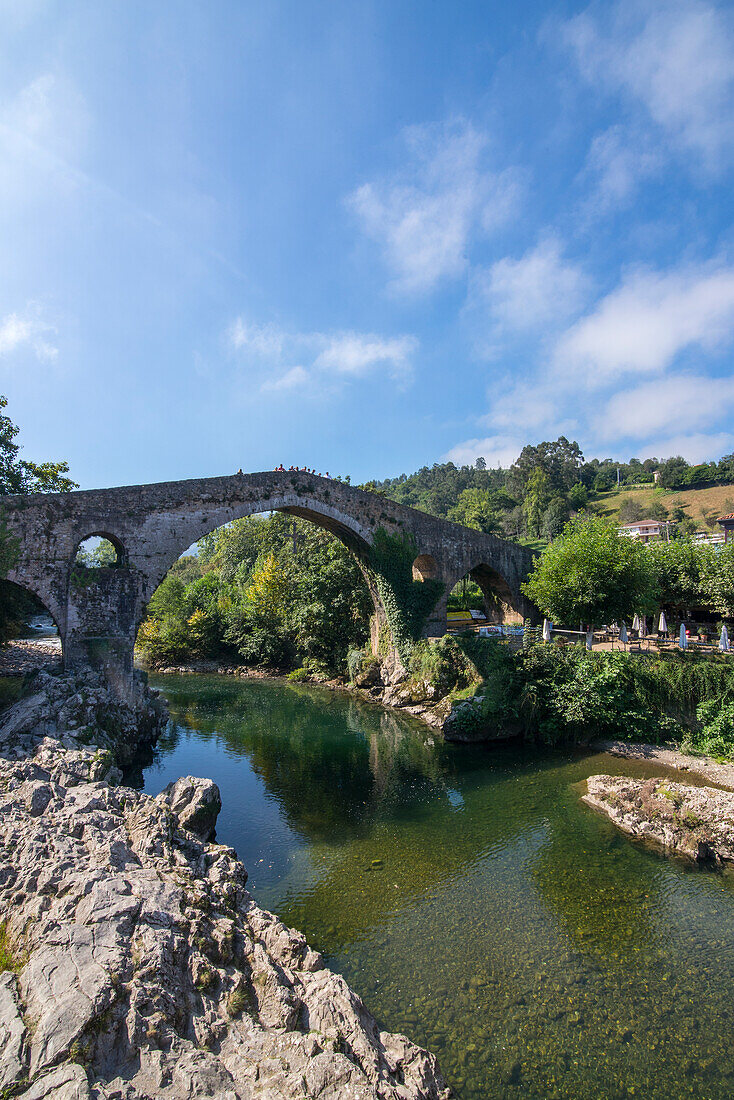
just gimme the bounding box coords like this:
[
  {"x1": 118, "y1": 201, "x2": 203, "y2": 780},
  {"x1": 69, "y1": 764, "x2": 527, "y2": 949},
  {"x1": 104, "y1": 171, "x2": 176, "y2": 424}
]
[{"x1": 139, "y1": 674, "x2": 734, "y2": 1100}]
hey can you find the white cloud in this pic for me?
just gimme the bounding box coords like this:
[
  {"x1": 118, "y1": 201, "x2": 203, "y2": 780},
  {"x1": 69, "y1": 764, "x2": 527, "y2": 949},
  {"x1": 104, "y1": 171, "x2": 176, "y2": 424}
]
[
  {"x1": 227, "y1": 318, "x2": 418, "y2": 394},
  {"x1": 564, "y1": 0, "x2": 734, "y2": 169},
  {"x1": 554, "y1": 263, "x2": 734, "y2": 385},
  {"x1": 470, "y1": 237, "x2": 589, "y2": 345},
  {"x1": 580, "y1": 124, "x2": 664, "y2": 214},
  {"x1": 314, "y1": 332, "x2": 416, "y2": 379},
  {"x1": 228, "y1": 319, "x2": 285, "y2": 359},
  {"x1": 348, "y1": 120, "x2": 521, "y2": 294},
  {"x1": 598, "y1": 374, "x2": 734, "y2": 440},
  {"x1": 442, "y1": 435, "x2": 525, "y2": 469},
  {"x1": 643, "y1": 432, "x2": 734, "y2": 464},
  {"x1": 0, "y1": 307, "x2": 57, "y2": 361},
  {"x1": 260, "y1": 365, "x2": 309, "y2": 392}
]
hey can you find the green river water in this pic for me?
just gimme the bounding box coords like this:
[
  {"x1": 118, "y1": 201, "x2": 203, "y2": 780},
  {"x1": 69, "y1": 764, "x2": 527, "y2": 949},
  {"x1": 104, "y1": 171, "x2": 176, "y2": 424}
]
[{"x1": 139, "y1": 673, "x2": 734, "y2": 1099}]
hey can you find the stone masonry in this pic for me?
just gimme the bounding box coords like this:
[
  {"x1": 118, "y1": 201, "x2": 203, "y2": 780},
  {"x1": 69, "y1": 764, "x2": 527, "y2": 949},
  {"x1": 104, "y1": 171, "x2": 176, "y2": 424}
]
[{"x1": 2, "y1": 471, "x2": 536, "y2": 683}]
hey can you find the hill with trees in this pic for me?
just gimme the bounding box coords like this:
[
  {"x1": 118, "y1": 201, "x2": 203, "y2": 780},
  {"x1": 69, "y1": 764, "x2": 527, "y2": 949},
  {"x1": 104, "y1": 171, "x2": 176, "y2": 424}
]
[{"x1": 364, "y1": 440, "x2": 734, "y2": 545}]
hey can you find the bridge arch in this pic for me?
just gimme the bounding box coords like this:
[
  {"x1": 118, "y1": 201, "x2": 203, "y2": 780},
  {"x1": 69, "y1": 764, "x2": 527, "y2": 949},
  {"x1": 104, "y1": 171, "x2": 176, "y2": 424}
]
[
  {"x1": 74, "y1": 532, "x2": 127, "y2": 567},
  {"x1": 446, "y1": 560, "x2": 525, "y2": 627},
  {"x1": 137, "y1": 493, "x2": 374, "y2": 604},
  {"x1": 412, "y1": 554, "x2": 439, "y2": 582},
  {"x1": 0, "y1": 576, "x2": 64, "y2": 660}
]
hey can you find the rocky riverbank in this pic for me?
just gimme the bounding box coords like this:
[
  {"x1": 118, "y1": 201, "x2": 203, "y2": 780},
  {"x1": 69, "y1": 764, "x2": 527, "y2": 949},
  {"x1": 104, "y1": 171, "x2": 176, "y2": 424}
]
[
  {"x1": 583, "y1": 774, "x2": 734, "y2": 866},
  {"x1": 0, "y1": 671, "x2": 451, "y2": 1100}
]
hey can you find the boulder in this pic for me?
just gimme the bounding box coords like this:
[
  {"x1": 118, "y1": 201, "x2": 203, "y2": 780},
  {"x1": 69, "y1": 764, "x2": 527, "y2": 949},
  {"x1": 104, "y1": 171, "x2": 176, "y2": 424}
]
[{"x1": 159, "y1": 775, "x2": 222, "y2": 840}]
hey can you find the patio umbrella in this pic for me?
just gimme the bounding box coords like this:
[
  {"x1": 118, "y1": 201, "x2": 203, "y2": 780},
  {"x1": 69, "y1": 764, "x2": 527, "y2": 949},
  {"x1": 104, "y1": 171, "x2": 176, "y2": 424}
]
[
  {"x1": 658, "y1": 611, "x2": 668, "y2": 633},
  {"x1": 680, "y1": 623, "x2": 688, "y2": 649},
  {"x1": 632, "y1": 614, "x2": 641, "y2": 632},
  {"x1": 585, "y1": 629, "x2": 593, "y2": 651},
  {"x1": 542, "y1": 618, "x2": 552, "y2": 642},
  {"x1": 639, "y1": 616, "x2": 647, "y2": 638},
  {"x1": 720, "y1": 625, "x2": 730, "y2": 652},
  {"x1": 620, "y1": 622, "x2": 628, "y2": 645}
]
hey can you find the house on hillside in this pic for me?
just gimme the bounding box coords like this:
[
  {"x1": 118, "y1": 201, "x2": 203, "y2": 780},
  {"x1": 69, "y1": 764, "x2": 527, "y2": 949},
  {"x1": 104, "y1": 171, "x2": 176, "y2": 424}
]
[
  {"x1": 718, "y1": 513, "x2": 734, "y2": 543},
  {"x1": 618, "y1": 520, "x2": 669, "y2": 543}
]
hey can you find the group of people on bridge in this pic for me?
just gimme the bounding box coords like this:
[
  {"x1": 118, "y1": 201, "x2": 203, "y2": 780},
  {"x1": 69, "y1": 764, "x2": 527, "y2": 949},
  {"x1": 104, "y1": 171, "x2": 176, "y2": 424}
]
[{"x1": 273, "y1": 465, "x2": 330, "y2": 477}]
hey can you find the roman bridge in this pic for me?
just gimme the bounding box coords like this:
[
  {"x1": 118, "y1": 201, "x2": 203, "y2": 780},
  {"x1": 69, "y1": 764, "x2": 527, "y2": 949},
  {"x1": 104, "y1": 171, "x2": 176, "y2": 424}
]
[{"x1": 1, "y1": 470, "x2": 537, "y2": 687}]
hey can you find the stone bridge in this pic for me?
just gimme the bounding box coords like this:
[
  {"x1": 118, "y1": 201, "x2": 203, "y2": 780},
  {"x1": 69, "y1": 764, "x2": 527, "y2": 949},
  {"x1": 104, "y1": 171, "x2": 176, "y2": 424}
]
[{"x1": 1, "y1": 471, "x2": 537, "y2": 687}]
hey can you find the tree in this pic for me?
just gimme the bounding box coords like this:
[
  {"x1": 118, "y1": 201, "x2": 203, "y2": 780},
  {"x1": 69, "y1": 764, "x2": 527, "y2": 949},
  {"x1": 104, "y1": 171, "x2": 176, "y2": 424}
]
[
  {"x1": 542, "y1": 497, "x2": 570, "y2": 540},
  {"x1": 658, "y1": 456, "x2": 688, "y2": 489},
  {"x1": 521, "y1": 516, "x2": 659, "y2": 627},
  {"x1": 510, "y1": 437, "x2": 584, "y2": 499},
  {"x1": 700, "y1": 542, "x2": 734, "y2": 617},
  {"x1": 618, "y1": 498, "x2": 645, "y2": 524},
  {"x1": 0, "y1": 396, "x2": 77, "y2": 494},
  {"x1": 523, "y1": 468, "x2": 552, "y2": 538},
  {"x1": 647, "y1": 539, "x2": 712, "y2": 616},
  {"x1": 448, "y1": 488, "x2": 502, "y2": 534},
  {"x1": 567, "y1": 482, "x2": 588, "y2": 510}
]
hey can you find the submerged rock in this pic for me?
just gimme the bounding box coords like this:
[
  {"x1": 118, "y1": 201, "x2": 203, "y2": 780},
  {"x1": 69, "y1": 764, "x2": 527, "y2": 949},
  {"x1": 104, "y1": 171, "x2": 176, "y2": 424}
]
[
  {"x1": 584, "y1": 774, "x2": 734, "y2": 865},
  {"x1": 0, "y1": 671, "x2": 451, "y2": 1100}
]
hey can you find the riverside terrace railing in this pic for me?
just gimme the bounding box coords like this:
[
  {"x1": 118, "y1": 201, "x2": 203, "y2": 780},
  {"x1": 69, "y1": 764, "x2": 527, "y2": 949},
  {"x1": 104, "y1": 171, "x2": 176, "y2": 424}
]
[{"x1": 450, "y1": 619, "x2": 733, "y2": 655}]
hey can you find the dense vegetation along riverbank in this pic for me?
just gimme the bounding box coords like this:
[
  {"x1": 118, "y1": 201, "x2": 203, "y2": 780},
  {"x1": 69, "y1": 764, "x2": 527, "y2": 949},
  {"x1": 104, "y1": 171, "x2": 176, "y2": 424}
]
[{"x1": 0, "y1": 670, "x2": 449, "y2": 1100}]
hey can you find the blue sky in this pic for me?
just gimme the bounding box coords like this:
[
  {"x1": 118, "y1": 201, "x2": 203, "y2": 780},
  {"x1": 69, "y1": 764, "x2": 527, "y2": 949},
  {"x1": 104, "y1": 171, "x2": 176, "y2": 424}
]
[{"x1": 1, "y1": 0, "x2": 733, "y2": 489}]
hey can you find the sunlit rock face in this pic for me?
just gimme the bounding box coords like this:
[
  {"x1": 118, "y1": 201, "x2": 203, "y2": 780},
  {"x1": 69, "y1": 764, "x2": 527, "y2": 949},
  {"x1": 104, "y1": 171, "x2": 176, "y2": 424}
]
[
  {"x1": 0, "y1": 673, "x2": 452, "y2": 1100},
  {"x1": 584, "y1": 774, "x2": 734, "y2": 865}
]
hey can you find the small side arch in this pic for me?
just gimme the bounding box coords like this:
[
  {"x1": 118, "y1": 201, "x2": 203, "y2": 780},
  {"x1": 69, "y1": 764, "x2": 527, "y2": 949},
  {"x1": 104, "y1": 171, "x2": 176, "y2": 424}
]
[
  {"x1": 73, "y1": 532, "x2": 127, "y2": 568},
  {"x1": 449, "y1": 561, "x2": 525, "y2": 626},
  {"x1": 412, "y1": 554, "x2": 439, "y2": 582}
]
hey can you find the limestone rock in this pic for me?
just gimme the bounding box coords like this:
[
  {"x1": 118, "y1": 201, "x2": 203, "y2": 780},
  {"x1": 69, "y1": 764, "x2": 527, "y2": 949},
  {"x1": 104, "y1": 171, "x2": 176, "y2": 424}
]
[
  {"x1": 0, "y1": 972, "x2": 27, "y2": 1090},
  {"x1": 0, "y1": 668, "x2": 166, "y2": 766},
  {"x1": 0, "y1": 670, "x2": 452, "y2": 1100},
  {"x1": 159, "y1": 775, "x2": 222, "y2": 840},
  {"x1": 584, "y1": 775, "x2": 734, "y2": 865},
  {"x1": 18, "y1": 1063, "x2": 90, "y2": 1100}
]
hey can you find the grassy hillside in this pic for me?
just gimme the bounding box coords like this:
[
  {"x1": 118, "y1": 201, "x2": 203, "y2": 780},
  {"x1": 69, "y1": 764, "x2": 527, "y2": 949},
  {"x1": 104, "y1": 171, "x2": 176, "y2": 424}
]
[{"x1": 593, "y1": 484, "x2": 734, "y2": 528}]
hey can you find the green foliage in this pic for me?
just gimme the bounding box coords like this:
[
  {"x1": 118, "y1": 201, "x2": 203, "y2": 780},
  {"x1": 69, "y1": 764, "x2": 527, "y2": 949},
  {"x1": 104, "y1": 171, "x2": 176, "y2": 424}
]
[
  {"x1": 447, "y1": 487, "x2": 502, "y2": 533},
  {"x1": 410, "y1": 635, "x2": 734, "y2": 751},
  {"x1": 0, "y1": 676, "x2": 24, "y2": 712},
  {"x1": 138, "y1": 514, "x2": 372, "y2": 673},
  {"x1": 523, "y1": 468, "x2": 552, "y2": 538},
  {"x1": 0, "y1": 395, "x2": 77, "y2": 495},
  {"x1": 75, "y1": 537, "x2": 119, "y2": 567},
  {"x1": 567, "y1": 482, "x2": 588, "y2": 510},
  {"x1": 647, "y1": 538, "x2": 712, "y2": 614},
  {"x1": 699, "y1": 541, "x2": 734, "y2": 617},
  {"x1": 688, "y1": 700, "x2": 734, "y2": 758},
  {"x1": 522, "y1": 516, "x2": 659, "y2": 627},
  {"x1": 0, "y1": 920, "x2": 24, "y2": 973},
  {"x1": 447, "y1": 578, "x2": 483, "y2": 611},
  {"x1": 366, "y1": 529, "x2": 444, "y2": 662}
]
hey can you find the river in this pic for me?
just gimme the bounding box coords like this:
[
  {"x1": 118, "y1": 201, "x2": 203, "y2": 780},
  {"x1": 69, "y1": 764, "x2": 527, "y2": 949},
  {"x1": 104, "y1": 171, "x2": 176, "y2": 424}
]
[{"x1": 137, "y1": 672, "x2": 734, "y2": 1099}]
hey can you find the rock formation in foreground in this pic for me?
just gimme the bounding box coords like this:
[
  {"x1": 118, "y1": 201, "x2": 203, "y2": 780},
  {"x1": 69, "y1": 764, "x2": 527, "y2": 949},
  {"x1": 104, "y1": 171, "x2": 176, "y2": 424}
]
[
  {"x1": 0, "y1": 673, "x2": 451, "y2": 1100},
  {"x1": 584, "y1": 774, "x2": 734, "y2": 865}
]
